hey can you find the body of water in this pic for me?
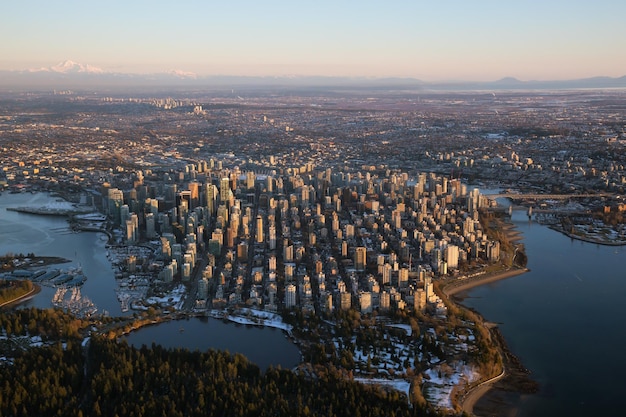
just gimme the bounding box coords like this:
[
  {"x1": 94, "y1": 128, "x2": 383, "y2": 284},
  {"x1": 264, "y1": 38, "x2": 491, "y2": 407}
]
[
  {"x1": 461, "y1": 205, "x2": 626, "y2": 416},
  {"x1": 122, "y1": 317, "x2": 301, "y2": 371},
  {"x1": 0, "y1": 192, "x2": 121, "y2": 314}
]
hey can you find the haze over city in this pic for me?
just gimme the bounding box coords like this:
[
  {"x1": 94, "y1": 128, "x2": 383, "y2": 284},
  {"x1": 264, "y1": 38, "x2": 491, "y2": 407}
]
[
  {"x1": 2, "y1": 2, "x2": 626, "y2": 417},
  {"x1": 2, "y1": 0, "x2": 625, "y2": 81}
]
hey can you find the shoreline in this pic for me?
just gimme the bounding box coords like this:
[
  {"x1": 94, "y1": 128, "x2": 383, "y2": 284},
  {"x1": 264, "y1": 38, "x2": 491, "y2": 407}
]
[
  {"x1": 441, "y1": 212, "x2": 533, "y2": 415},
  {"x1": 457, "y1": 324, "x2": 539, "y2": 416},
  {"x1": 0, "y1": 283, "x2": 42, "y2": 308},
  {"x1": 441, "y1": 266, "x2": 536, "y2": 417},
  {"x1": 441, "y1": 268, "x2": 531, "y2": 415},
  {"x1": 444, "y1": 267, "x2": 529, "y2": 297},
  {"x1": 2, "y1": 256, "x2": 72, "y2": 270},
  {"x1": 548, "y1": 225, "x2": 626, "y2": 246}
]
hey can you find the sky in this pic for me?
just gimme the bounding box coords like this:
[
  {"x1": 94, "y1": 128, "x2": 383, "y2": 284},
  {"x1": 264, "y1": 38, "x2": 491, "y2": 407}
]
[{"x1": 1, "y1": 0, "x2": 625, "y2": 81}]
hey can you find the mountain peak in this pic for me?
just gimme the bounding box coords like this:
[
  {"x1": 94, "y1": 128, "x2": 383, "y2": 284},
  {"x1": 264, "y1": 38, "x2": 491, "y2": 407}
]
[
  {"x1": 168, "y1": 69, "x2": 197, "y2": 79},
  {"x1": 31, "y1": 60, "x2": 105, "y2": 74},
  {"x1": 495, "y1": 77, "x2": 523, "y2": 83}
]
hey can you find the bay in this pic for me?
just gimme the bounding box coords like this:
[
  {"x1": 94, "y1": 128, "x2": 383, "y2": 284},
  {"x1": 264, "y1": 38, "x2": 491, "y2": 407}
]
[{"x1": 462, "y1": 208, "x2": 626, "y2": 416}]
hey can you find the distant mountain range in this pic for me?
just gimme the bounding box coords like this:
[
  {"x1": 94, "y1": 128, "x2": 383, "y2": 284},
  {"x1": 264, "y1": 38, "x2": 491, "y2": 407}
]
[
  {"x1": 30, "y1": 60, "x2": 107, "y2": 74},
  {"x1": 1, "y1": 60, "x2": 625, "y2": 91}
]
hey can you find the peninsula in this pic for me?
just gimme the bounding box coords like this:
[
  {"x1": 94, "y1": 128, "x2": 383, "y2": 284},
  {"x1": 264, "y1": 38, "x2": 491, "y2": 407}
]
[{"x1": 1, "y1": 88, "x2": 624, "y2": 416}]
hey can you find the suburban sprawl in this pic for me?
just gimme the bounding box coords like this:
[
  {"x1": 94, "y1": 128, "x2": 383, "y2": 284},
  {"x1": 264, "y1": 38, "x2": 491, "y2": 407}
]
[{"x1": 1, "y1": 87, "x2": 625, "y2": 415}]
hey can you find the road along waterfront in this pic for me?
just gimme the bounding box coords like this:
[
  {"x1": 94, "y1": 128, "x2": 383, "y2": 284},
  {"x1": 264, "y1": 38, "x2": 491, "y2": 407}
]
[{"x1": 0, "y1": 283, "x2": 41, "y2": 308}]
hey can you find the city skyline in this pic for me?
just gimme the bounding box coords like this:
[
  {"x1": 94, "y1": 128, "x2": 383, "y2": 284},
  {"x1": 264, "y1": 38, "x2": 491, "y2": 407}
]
[{"x1": 2, "y1": 0, "x2": 625, "y2": 82}]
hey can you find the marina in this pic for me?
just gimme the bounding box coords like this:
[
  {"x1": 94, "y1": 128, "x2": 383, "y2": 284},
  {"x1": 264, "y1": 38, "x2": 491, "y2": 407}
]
[
  {"x1": 1, "y1": 265, "x2": 94, "y2": 317},
  {"x1": 51, "y1": 286, "x2": 97, "y2": 317},
  {"x1": 2, "y1": 267, "x2": 86, "y2": 288},
  {"x1": 0, "y1": 192, "x2": 122, "y2": 315}
]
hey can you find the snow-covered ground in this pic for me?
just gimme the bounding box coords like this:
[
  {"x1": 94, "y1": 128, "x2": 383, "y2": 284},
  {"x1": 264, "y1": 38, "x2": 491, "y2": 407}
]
[
  {"x1": 30, "y1": 335, "x2": 43, "y2": 347},
  {"x1": 207, "y1": 308, "x2": 293, "y2": 333},
  {"x1": 422, "y1": 362, "x2": 479, "y2": 410},
  {"x1": 145, "y1": 284, "x2": 186, "y2": 309},
  {"x1": 326, "y1": 320, "x2": 481, "y2": 413},
  {"x1": 74, "y1": 213, "x2": 107, "y2": 221},
  {"x1": 0, "y1": 334, "x2": 71, "y2": 366},
  {"x1": 13, "y1": 199, "x2": 95, "y2": 214}
]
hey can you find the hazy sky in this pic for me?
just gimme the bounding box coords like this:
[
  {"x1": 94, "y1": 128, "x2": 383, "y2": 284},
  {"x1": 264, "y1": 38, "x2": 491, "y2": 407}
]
[{"x1": 2, "y1": 0, "x2": 624, "y2": 81}]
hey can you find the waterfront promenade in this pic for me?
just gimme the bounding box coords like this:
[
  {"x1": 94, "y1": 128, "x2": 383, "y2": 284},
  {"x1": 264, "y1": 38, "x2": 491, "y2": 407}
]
[
  {"x1": 460, "y1": 365, "x2": 506, "y2": 414},
  {"x1": 0, "y1": 284, "x2": 41, "y2": 308}
]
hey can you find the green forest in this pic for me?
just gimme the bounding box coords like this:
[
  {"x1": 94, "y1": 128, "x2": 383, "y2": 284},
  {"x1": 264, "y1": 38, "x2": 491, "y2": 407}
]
[{"x1": 0, "y1": 308, "x2": 433, "y2": 417}]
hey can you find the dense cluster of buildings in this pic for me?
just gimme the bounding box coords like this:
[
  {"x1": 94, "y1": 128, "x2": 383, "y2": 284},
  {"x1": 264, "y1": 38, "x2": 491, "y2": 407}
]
[
  {"x1": 1, "y1": 90, "x2": 625, "y2": 201},
  {"x1": 1, "y1": 89, "x2": 624, "y2": 314},
  {"x1": 98, "y1": 158, "x2": 503, "y2": 316}
]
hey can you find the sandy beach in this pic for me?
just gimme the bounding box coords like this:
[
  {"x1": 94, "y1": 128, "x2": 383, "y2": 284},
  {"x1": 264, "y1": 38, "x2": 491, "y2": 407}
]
[{"x1": 444, "y1": 267, "x2": 529, "y2": 297}]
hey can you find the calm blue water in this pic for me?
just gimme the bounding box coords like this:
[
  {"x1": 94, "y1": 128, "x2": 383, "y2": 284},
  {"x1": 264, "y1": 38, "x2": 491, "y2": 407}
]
[
  {"x1": 0, "y1": 192, "x2": 121, "y2": 314},
  {"x1": 461, "y1": 208, "x2": 626, "y2": 417},
  {"x1": 122, "y1": 316, "x2": 301, "y2": 371}
]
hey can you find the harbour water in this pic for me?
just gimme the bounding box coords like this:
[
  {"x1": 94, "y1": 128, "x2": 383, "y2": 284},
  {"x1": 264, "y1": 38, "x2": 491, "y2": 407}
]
[{"x1": 0, "y1": 192, "x2": 121, "y2": 314}]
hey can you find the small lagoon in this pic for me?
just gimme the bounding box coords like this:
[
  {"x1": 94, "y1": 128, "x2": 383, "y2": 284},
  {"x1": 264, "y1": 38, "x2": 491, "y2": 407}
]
[{"x1": 122, "y1": 316, "x2": 301, "y2": 371}]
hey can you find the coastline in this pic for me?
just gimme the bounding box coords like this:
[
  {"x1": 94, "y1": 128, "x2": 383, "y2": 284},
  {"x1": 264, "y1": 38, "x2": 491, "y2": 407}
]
[
  {"x1": 445, "y1": 267, "x2": 529, "y2": 297},
  {"x1": 471, "y1": 327, "x2": 539, "y2": 417},
  {"x1": 441, "y1": 266, "x2": 538, "y2": 417},
  {"x1": 0, "y1": 283, "x2": 42, "y2": 308},
  {"x1": 2, "y1": 256, "x2": 72, "y2": 270},
  {"x1": 441, "y1": 267, "x2": 532, "y2": 415},
  {"x1": 439, "y1": 210, "x2": 535, "y2": 416},
  {"x1": 548, "y1": 225, "x2": 626, "y2": 246}
]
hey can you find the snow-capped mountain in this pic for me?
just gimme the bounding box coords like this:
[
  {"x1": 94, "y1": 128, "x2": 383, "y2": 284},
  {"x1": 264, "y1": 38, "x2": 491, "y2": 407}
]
[
  {"x1": 168, "y1": 69, "x2": 197, "y2": 79},
  {"x1": 30, "y1": 60, "x2": 105, "y2": 74},
  {"x1": 1, "y1": 60, "x2": 624, "y2": 90}
]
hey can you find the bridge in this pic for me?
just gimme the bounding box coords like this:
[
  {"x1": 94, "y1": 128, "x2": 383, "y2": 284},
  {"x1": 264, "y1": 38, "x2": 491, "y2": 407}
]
[{"x1": 485, "y1": 192, "x2": 613, "y2": 200}]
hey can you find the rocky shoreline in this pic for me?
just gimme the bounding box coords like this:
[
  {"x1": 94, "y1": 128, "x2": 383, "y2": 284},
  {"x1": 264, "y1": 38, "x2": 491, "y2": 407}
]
[
  {"x1": 443, "y1": 269, "x2": 537, "y2": 416},
  {"x1": 470, "y1": 326, "x2": 539, "y2": 417}
]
